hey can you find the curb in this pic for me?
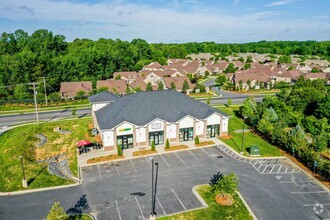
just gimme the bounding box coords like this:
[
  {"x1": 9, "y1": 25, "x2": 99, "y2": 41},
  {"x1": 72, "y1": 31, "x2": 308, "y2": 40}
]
[
  {"x1": 0, "y1": 181, "x2": 81, "y2": 196},
  {"x1": 192, "y1": 185, "x2": 209, "y2": 208},
  {"x1": 80, "y1": 143, "x2": 286, "y2": 167},
  {"x1": 285, "y1": 157, "x2": 330, "y2": 193},
  {"x1": 236, "y1": 191, "x2": 258, "y2": 220}
]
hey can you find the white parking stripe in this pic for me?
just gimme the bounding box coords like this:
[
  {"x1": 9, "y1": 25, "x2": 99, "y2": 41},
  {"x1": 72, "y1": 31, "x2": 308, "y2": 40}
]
[
  {"x1": 284, "y1": 167, "x2": 288, "y2": 173},
  {"x1": 171, "y1": 188, "x2": 187, "y2": 210},
  {"x1": 97, "y1": 164, "x2": 102, "y2": 179},
  {"x1": 253, "y1": 160, "x2": 258, "y2": 166},
  {"x1": 256, "y1": 163, "x2": 262, "y2": 170},
  {"x1": 135, "y1": 196, "x2": 145, "y2": 219},
  {"x1": 130, "y1": 159, "x2": 137, "y2": 173},
  {"x1": 188, "y1": 150, "x2": 200, "y2": 161},
  {"x1": 201, "y1": 148, "x2": 215, "y2": 160},
  {"x1": 156, "y1": 196, "x2": 166, "y2": 215},
  {"x1": 291, "y1": 191, "x2": 329, "y2": 194},
  {"x1": 174, "y1": 152, "x2": 186, "y2": 164},
  {"x1": 304, "y1": 203, "x2": 330, "y2": 207},
  {"x1": 262, "y1": 165, "x2": 268, "y2": 173},
  {"x1": 145, "y1": 157, "x2": 151, "y2": 167},
  {"x1": 277, "y1": 165, "x2": 283, "y2": 173},
  {"x1": 115, "y1": 200, "x2": 122, "y2": 220},
  {"x1": 114, "y1": 162, "x2": 120, "y2": 176},
  {"x1": 269, "y1": 165, "x2": 275, "y2": 173},
  {"x1": 160, "y1": 154, "x2": 170, "y2": 167},
  {"x1": 280, "y1": 181, "x2": 314, "y2": 184}
]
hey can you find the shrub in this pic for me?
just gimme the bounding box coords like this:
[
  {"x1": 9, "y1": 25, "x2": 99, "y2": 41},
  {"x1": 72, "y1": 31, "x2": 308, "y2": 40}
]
[
  {"x1": 117, "y1": 145, "x2": 123, "y2": 156},
  {"x1": 151, "y1": 140, "x2": 156, "y2": 151},
  {"x1": 166, "y1": 138, "x2": 170, "y2": 149},
  {"x1": 195, "y1": 136, "x2": 200, "y2": 145},
  {"x1": 72, "y1": 107, "x2": 76, "y2": 116},
  {"x1": 210, "y1": 172, "x2": 239, "y2": 197},
  {"x1": 46, "y1": 202, "x2": 68, "y2": 220}
]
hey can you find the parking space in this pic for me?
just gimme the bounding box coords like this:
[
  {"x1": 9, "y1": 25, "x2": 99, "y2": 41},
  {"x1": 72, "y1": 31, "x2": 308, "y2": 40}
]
[{"x1": 77, "y1": 146, "x2": 330, "y2": 220}]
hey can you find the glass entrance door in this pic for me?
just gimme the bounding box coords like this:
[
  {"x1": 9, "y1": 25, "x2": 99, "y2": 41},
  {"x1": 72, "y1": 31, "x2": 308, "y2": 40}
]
[
  {"x1": 179, "y1": 128, "x2": 193, "y2": 141},
  {"x1": 207, "y1": 125, "x2": 220, "y2": 138},
  {"x1": 149, "y1": 131, "x2": 164, "y2": 145},
  {"x1": 117, "y1": 134, "x2": 133, "y2": 149}
]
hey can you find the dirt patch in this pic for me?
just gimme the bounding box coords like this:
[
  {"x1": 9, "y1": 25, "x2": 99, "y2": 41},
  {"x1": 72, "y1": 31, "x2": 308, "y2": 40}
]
[
  {"x1": 53, "y1": 137, "x2": 65, "y2": 145},
  {"x1": 215, "y1": 193, "x2": 233, "y2": 206},
  {"x1": 220, "y1": 135, "x2": 232, "y2": 140},
  {"x1": 88, "y1": 124, "x2": 94, "y2": 129},
  {"x1": 280, "y1": 149, "x2": 330, "y2": 190}
]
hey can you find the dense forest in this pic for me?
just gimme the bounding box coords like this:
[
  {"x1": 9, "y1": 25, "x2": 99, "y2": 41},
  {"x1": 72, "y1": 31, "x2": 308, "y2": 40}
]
[
  {"x1": 0, "y1": 29, "x2": 330, "y2": 100},
  {"x1": 240, "y1": 77, "x2": 330, "y2": 180}
]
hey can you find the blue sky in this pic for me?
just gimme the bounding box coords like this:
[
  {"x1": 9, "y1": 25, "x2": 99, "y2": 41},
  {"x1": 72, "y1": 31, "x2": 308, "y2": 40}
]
[{"x1": 0, "y1": 0, "x2": 329, "y2": 43}]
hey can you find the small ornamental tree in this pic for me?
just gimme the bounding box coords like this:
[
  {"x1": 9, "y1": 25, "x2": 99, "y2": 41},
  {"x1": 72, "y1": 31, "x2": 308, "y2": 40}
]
[
  {"x1": 182, "y1": 80, "x2": 189, "y2": 93},
  {"x1": 72, "y1": 106, "x2": 76, "y2": 116},
  {"x1": 117, "y1": 145, "x2": 123, "y2": 156},
  {"x1": 210, "y1": 172, "x2": 238, "y2": 197},
  {"x1": 170, "y1": 82, "x2": 176, "y2": 90},
  {"x1": 195, "y1": 136, "x2": 200, "y2": 145},
  {"x1": 46, "y1": 202, "x2": 68, "y2": 220},
  {"x1": 166, "y1": 138, "x2": 170, "y2": 149},
  {"x1": 151, "y1": 140, "x2": 156, "y2": 151},
  {"x1": 158, "y1": 81, "x2": 164, "y2": 90},
  {"x1": 146, "y1": 82, "x2": 153, "y2": 91},
  {"x1": 75, "y1": 90, "x2": 85, "y2": 100},
  {"x1": 227, "y1": 99, "x2": 232, "y2": 107},
  {"x1": 206, "y1": 97, "x2": 211, "y2": 105}
]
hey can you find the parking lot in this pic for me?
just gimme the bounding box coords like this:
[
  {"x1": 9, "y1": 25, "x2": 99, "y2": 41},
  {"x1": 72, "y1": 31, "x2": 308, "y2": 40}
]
[
  {"x1": 1, "y1": 145, "x2": 329, "y2": 220},
  {"x1": 80, "y1": 146, "x2": 330, "y2": 220}
]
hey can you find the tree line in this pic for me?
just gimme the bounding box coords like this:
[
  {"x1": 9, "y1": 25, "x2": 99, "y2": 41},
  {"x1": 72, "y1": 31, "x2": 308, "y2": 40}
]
[
  {"x1": 0, "y1": 29, "x2": 330, "y2": 101},
  {"x1": 240, "y1": 76, "x2": 330, "y2": 180}
]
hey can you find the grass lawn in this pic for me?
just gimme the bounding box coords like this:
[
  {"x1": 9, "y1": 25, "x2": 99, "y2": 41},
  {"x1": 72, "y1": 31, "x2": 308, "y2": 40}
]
[
  {"x1": 0, "y1": 118, "x2": 93, "y2": 192},
  {"x1": 216, "y1": 106, "x2": 282, "y2": 157},
  {"x1": 0, "y1": 100, "x2": 89, "y2": 112},
  {"x1": 189, "y1": 93, "x2": 216, "y2": 99},
  {"x1": 158, "y1": 185, "x2": 252, "y2": 220}
]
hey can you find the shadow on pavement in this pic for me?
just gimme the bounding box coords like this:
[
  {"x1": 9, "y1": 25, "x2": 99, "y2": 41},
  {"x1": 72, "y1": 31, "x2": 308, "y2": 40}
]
[{"x1": 66, "y1": 194, "x2": 89, "y2": 215}]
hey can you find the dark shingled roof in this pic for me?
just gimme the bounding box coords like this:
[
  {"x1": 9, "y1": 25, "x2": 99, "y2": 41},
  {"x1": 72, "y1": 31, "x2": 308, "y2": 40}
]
[
  {"x1": 94, "y1": 90, "x2": 229, "y2": 130},
  {"x1": 89, "y1": 91, "x2": 119, "y2": 104}
]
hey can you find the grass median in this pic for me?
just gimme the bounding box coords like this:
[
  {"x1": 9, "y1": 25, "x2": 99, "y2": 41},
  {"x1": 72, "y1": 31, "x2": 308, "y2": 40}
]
[
  {"x1": 0, "y1": 118, "x2": 93, "y2": 192},
  {"x1": 158, "y1": 185, "x2": 252, "y2": 220},
  {"x1": 217, "y1": 106, "x2": 281, "y2": 157}
]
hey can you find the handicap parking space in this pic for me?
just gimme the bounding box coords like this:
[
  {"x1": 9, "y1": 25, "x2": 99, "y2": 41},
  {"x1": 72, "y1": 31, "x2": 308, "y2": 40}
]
[
  {"x1": 189, "y1": 148, "x2": 214, "y2": 161},
  {"x1": 203, "y1": 146, "x2": 227, "y2": 159},
  {"x1": 250, "y1": 159, "x2": 301, "y2": 174}
]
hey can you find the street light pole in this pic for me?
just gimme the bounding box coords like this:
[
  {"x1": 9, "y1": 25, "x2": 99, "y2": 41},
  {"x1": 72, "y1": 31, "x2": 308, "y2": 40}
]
[
  {"x1": 32, "y1": 82, "x2": 39, "y2": 124},
  {"x1": 19, "y1": 156, "x2": 28, "y2": 188},
  {"x1": 153, "y1": 162, "x2": 159, "y2": 215},
  {"x1": 149, "y1": 158, "x2": 158, "y2": 220}
]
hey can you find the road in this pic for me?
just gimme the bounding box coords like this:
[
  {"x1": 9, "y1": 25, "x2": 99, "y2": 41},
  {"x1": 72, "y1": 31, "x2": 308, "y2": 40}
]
[
  {"x1": 0, "y1": 146, "x2": 329, "y2": 220},
  {"x1": 0, "y1": 108, "x2": 91, "y2": 127}
]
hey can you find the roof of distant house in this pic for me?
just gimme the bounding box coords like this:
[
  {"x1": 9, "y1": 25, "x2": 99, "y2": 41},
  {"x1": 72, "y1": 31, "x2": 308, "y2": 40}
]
[
  {"x1": 304, "y1": 72, "x2": 327, "y2": 79},
  {"x1": 89, "y1": 91, "x2": 119, "y2": 104},
  {"x1": 94, "y1": 90, "x2": 229, "y2": 130},
  {"x1": 97, "y1": 79, "x2": 127, "y2": 94},
  {"x1": 144, "y1": 61, "x2": 162, "y2": 69},
  {"x1": 60, "y1": 81, "x2": 92, "y2": 97},
  {"x1": 163, "y1": 77, "x2": 193, "y2": 90},
  {"x1": 113, "y1": 71, "x2": 139, "y2": 79}
]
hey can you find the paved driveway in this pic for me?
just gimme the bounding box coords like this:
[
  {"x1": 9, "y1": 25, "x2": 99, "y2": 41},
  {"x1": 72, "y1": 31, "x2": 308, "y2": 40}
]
[{"x1": 0, "y1": 146, "x2": 329, "y2": 220}]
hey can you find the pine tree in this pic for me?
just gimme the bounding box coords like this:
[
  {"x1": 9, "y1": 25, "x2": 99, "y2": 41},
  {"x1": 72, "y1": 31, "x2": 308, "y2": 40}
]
[
  {"x1": 117, "y1": 145, "x2": 123, "y2": 156},
  {"x1": 166, "y1": 138, "x2": 170, "y2": 149},
  {"x1": 151, "y1": 140, "x2": 156, "y2": 151}
]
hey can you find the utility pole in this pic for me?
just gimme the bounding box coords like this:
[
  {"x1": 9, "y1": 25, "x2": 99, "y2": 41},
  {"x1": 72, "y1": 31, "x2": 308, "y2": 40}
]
[
  {"x1": 42, "y1": 77, "x2": 48, "y2": 106},
  {"x1": 32, "y1": 82, "x2": 39, "y2": 124}
]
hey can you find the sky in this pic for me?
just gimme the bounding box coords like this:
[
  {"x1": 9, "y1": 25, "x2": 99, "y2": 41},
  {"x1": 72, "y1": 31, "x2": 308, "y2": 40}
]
[{"x1": 0, "y1": 0, "x2": 329, "y2": 43}]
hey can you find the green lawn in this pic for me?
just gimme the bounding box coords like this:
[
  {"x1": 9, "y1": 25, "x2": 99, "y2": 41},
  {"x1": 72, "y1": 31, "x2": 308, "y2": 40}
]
[
  {"x1": 0, "y1": 118, "x2": 93, "y2": 192},
  {"x1": 0, "y1": 99, "x2": 89, "y2": 113},
  {"x1": 217, "y1": 106, "x2": 282, "y2": 157},
  {"x1": 158, "y1": 185, "x2": 252, "y2": 220}
]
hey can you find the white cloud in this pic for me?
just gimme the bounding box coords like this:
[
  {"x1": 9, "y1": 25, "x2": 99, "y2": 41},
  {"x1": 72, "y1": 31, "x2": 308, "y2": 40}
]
[
  {"x1": 0, "y1": 0, "x2": 327, "y2": 42},
  {"x1": 265, "y1": 0, "x2": 295, "y2": 7}
]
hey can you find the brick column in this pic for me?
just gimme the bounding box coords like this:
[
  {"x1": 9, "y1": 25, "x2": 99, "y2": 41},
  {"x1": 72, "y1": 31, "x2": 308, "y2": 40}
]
[
  {"x1": 204, "y1": 120, "x2": 207, "y2": 139},
  {"x1": 146, "y1": 126, "x2": 149, "y2": 146},
  {"x1": 133, "y1": 127, "x2": 137, "y2": 148},
  {"x1": 176, "y1": 123, "x2": 180, "y2": 142},
  {"x1": 114, "y1": 129, "x2": 117, "y2": 148},
  {"x1": 193, "y1": 119, "x2": 196, "y2": 138},
  {"x1": 164, "y1": 122, "x2": 167, "y2": 144}
]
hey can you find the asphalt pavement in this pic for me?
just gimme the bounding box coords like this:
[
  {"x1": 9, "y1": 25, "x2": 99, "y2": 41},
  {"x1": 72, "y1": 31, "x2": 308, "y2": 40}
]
[
  {"x1": 0, "y1": 108, "x2": 91, "y2": 127},
  {"x1": 1, "y1": 146, "x2": 329, "y2": 220}
]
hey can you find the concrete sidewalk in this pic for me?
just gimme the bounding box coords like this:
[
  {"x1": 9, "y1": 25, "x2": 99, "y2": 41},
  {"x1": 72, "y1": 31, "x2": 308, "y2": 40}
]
[{"x1": 78, "y1": 138, "x2": 221, "y2": 166}]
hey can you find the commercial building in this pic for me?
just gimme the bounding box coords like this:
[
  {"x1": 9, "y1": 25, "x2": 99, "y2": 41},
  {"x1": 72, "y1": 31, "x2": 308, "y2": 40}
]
[{"x1": 90, "y1": 90, "x2": 229, "y2": 151}]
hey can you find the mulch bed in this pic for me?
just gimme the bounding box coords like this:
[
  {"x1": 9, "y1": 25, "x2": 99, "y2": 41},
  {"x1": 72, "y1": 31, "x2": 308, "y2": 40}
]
[
  {"x1": 133, "y1": 150, "x2": 157, "y2": 157},
  {"x1": 215, "y1": 193, "x2": 233, "y2": 206},
  {"x1": 87, "y1": 154, "x2": 124, "y2": 164},
  {"x1": 195, "y1": 141, "x2": 215, "y2": 147},
  {"x1": 164, "y1": 145, "x2": 189, "y2": 151},
  {"x1": 220, "y1": 135, "x2": 232, "y2": 140}
]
